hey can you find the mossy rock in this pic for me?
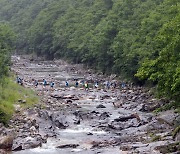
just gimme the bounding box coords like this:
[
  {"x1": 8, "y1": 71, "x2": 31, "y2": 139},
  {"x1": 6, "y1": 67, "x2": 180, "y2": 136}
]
[
  {"x1": 172, "y1": 126, "x2": 180, "y2": 140},
  {"x1": 155, "y1": 142, "x2": 180, "y2": 154}
]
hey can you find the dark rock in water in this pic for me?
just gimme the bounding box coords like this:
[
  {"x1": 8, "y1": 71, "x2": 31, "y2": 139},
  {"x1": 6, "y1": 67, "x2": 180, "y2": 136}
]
[
  {"x1": 113, "y1": 102, "x2": 122, "y2": 108},
  {"x1": 12, "y1": 145, "x2": 23, "y2": 151},
  {"x1": 96, "y1": 104, "x2": 106, "y2": 108},
  {"x1": 71, "y1": 97, "x2": 79, "y2": 100},
  {"x1": 87, "y1": 132, "x2": 93, "y2": 135},
  {"x1": 91, "y1": 139, "x2": 118, "y2": 149},
  {"x1": 73, "y1": 110, "x2": 81, "y2": 116},
  {"x1": 50, "y1": 94, "x2": 63, "y2": 99},
  {"x1": 74, "y1": 119, "x2": 80, "y2": 125},
  {"x1": 56, "y1": 144, "x2": 79, "y2": 149},
  {"x1": 66, "y1": 99, "x2": 73, "y2": 103},
  {"x1": 101, "y1": 95, "x2": 110, "y2": 100},
  {"x1": 99, "y1": 112, "x2": 110, "y2": 120},
  {"x1": 51, "y1": 113, "x2": 72, "y2": 128},
  {"x1": 54, "y1": 120, "x2": 68, "y2": 129},
  {"x1": 139, "y1": 104, "x2": 148, "y2": 112},
  {"x1": 108, "y1": 123, "x2": 123, "y2": 130},
  {"x1": 91, "y1": 110, "x2": 100, "y2": 114},
  {"x1": 30, "y1": 58, "x2": 34, "y2": 62},
  {"x1": 114, "y1": 113, "x2": 140, "y2": 122}
]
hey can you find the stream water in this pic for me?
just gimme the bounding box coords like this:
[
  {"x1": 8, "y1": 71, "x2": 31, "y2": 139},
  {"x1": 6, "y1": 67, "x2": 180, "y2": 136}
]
[{"x1": 10, "y1": 56, "x2": 176, "y2": 154}]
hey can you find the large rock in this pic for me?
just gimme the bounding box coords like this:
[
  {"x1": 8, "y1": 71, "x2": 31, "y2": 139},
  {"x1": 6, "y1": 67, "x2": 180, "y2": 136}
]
[
  {"x1": 0, "y1": 135, "x2": 14, "y2": 150},
  {"x1": 12, "y1": 136, "x2": 43, "y2": 151},
  {"x1": 157, "y1": 110, "x2": 178, "y2": 126},
  {"x1": 56, "y1": 144, "x2": 79, "y2": 149},
  {"x1": 96, "y1": 104, "x2": 106, "y2": 108},
  {"x1": 99, "y1": 112, "x2": 110, "y2": 120},
  {"x1": 54, "y1": 120, "x2": 68, "y2": 129},
  {"x1": 51, "y1": 113, "x2": 71, "y2": 129}
]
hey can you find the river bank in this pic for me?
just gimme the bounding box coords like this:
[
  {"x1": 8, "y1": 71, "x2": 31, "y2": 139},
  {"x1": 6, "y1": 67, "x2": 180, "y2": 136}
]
[{"x1": 0, "y1": 56, "x2": 179, "y2": 154}]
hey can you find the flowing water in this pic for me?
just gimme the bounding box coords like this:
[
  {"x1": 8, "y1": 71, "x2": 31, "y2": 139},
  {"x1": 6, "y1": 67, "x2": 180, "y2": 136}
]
[{"x1": 10, "y1": 56, "x2": 175, "y2": 154}]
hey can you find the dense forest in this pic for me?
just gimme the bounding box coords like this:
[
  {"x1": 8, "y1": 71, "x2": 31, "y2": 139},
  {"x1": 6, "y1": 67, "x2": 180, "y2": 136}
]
[
  {"x1": 0, "y1": 0, "x2": 179, "y2": 103},
  {"x1": 0, "y1": 23, "x2": 15, "y2": 88}
]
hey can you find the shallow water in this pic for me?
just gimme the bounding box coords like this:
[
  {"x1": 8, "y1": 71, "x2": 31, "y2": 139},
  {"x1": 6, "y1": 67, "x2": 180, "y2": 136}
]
[{"x1": 12, "y1": 56, "x2": 165, "y2": 154}]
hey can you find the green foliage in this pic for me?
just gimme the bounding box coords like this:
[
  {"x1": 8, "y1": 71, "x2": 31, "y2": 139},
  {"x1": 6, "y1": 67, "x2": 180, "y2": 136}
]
[
  {"x1": 0, "y1": 0, "x2": 179, "y2": 103},
  {"x1": 136, "y1": 8, "x2": 180, "y2": 102},
  {"x1": 0, "y1": 23, "x2": 15, "y2": 88},
  {"x1": 151, "y1": 135, "x2": 162, "y2": 142},
  {"x1": 153, "y1": 101, "x2": 180, "y2": 114},
  {"x1": 0, "y1": 77, "x2": 39, "y2": 124},
  {"x1": 172, "y1": 126, "x2": 180, "y2": 139}
]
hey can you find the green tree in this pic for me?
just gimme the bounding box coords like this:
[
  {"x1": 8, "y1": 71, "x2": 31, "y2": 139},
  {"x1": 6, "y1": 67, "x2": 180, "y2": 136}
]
[{"x1": 0, "y1": 24, "x2": 15, "y2": 89}]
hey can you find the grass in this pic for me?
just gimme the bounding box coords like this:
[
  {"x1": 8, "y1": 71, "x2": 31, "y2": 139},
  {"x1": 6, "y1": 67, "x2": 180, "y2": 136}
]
[
  {"x1": 172, "y1": 126, "x2": 180, "y2": 140},
  {"x1": 153, "y1": 101, "x2": 180, "y2": 114},
  {"x1": 0, "y1": 77, "x2": 39, "y2": 125},
  {"x1": 156, "y1": 142, "x2": 180, "y2": 153},
  {"x1": 149, "y1": 133, "x2": 162, "y2": 142}
]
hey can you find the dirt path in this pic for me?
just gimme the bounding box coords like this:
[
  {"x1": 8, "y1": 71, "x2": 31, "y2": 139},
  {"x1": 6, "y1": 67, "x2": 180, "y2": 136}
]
[{"x1": 5, "y1": 56, "x2": 179, "y2": 154}]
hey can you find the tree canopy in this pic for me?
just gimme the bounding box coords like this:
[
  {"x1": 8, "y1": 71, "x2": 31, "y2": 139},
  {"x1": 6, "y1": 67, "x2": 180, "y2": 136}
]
[
  {"x1": 0, "y1": 0, "x2": 179, "y2": 102},
  {"x1": 0, "y1": 23, "x2": 15, "y2": 84}
]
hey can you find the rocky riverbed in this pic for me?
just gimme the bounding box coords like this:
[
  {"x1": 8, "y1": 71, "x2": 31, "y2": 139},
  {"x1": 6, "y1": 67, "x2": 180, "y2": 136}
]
[{"x1": 0, "y1": 56, "x2": 179, "y2": 154}]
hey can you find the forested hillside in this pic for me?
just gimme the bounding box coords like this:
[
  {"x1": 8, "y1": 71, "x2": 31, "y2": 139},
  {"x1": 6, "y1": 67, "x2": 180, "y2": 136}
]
[
  {"x1": 0, "y1": 0, "x2": 179, "y2": 102},
  {"x1": 0, "y1": 23, "x2": 15, "y2": 86}
]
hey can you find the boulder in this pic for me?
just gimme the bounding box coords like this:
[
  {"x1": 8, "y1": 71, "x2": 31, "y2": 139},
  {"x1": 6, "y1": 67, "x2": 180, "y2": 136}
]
[
  {"x1": 12, "y1": 136, "x2": 43, "y2": 151},
  {"x1": 63, "y1": 95, "x2": 74, "y2": 99},
  {"x1": 56, "y1": 144, "x2": 79, "y2": 149},
  {"x1": 96, "y1": 104, "x2": 106, "y2": 108},
  {"x1": 157, "y1": 110, "x2": 178, "y2": 126},
  {"x1": 114, "y1": 113, "x2": 140, "y2": 122},
  {"x1": 101, "y1": 95, "x2": 110, "y2": 100},
  {"x1": 54, "y1": 120, "x2": 68, "y2": 129},
  {"x1": 99, "y1": 112, "x2": 110, "y2": 120},
  {"x1": 0, "y1": 135, "x2": 14, "y2": 150}
]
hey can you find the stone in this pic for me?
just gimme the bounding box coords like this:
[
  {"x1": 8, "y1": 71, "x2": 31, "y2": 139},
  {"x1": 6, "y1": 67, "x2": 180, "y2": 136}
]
[
  {"x1": 12, "y1": 136, "x2": 43, "y2": 151},
  {"x1": 99, "y1": 112, "x2": 110, "y2": 120},
  {"x1": 101, "y1": 95, "x2": 110, "y2": 100},
  {"x1": 66, "y1": 99, "x2": 73, "y2": 103},
  {"x1": 0, "y1": 135, "x2": 14, "y2": 150},
  {"x1": 175, "y1": 132, "x2": 180, "y2": 142},
  {"x1": 157, "y1": 110, "x2": 178, "y2": 126},
  {"x1": 114, "y1": 113, "x2": 140, "y2": 122},
  {"x1": 87, "y1": 132, "x2": 93, "y2": 135},
  {"x1": 56, "y1": 144, "x2": 79, "y2": 149},
  {"x1": 54, "y1": 120, "x2": 68, "y2": 129},
  {"x1": 96, "y1": 104, "x2": 106, "y2": 108},
  {"x1": 63, "y1": 95, "x2": 74, "y2": 99}
]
